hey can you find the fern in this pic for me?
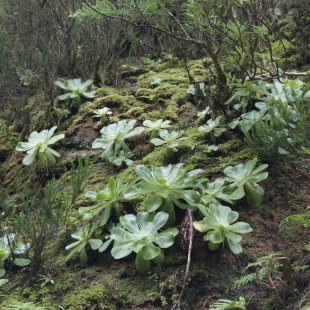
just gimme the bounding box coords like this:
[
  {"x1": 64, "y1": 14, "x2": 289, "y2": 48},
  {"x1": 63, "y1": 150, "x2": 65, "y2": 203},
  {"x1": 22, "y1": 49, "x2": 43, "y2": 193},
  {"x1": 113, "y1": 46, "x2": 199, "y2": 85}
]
[
  {"x1": 233, "y1": 273, "x2": 256, "y2": 288},
  {"x1": 280, "y1": 209, "x2": 310, "y2": 231},
  {"x1": 210, "y1": 297, "x2": 247, "y2": 310},
  {"x1": 234, "y1": 252, "x2": 284, "y2": 289}
]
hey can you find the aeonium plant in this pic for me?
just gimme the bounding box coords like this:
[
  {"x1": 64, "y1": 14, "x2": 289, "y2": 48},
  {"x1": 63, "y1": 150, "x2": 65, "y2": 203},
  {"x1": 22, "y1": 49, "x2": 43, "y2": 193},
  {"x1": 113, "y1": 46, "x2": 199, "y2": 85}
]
[
  {"x1": 16, "y1": 126, "x2": 65, "y2": 167},
  {"x1": 0, "y1": 269, "x2": 8, "y2": 286},
  {"x1": 223, "y1": 158, "x2": 268, "y2": 207},
  {"x1": 55, "y1": 78, "x2": 96, "y2": 109},
  {"x1": 110, "y1": 211, "x2": 178, "y2": 273},
  {"x1": 109, "y1": 149, "x2": 134, "y2": 168},
  {"x1": 151, "y1": 130, "x2": 187, "y2": 158},
  {"x1": 93, "y1": 107, "x2": 112, "y2": 123},
  {"x1": 79, "y1": 174, "x2": 137, "y2": 226},
  {"x1": 65, "y1": 221, "x2": 112, "y2": 264},
  {"x1": 198, "y1": 116, "x2": 226, "y2": 143},
  {"x1": 193, "y1": 204, "x2": 252, "y2": 254},
  {"x1": 92, "y1": 120, "x2": 144, "y2": 161},
  {"x1": 143, "y1": 119, "x2": 171, "y2": 141},
  {"x1": 0, "y1": 233, "x2": 30, "y2": 270},
  {"x1": 124, "y1": 163, "x2": 202, "y2": 227},
  {"x1": 197, "y1": 177, "x2": 235, "y2": 207}
]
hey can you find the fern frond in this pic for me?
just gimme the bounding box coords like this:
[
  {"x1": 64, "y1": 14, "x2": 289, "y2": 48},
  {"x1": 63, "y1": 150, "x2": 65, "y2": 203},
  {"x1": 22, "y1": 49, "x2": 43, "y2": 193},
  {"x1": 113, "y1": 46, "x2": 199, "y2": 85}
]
[
  {"x1": 210, "y1": 297, "x2": 246, "y2": 310},
  {"x1": 280, "y1": 210, "x2": 310, "y2": 231},
  {"x1": 233, "y1": 273, "x2": 256, "y2": 289},
  {"x1": 305, "y1": 243, "x2": 310, "y2": 252}
]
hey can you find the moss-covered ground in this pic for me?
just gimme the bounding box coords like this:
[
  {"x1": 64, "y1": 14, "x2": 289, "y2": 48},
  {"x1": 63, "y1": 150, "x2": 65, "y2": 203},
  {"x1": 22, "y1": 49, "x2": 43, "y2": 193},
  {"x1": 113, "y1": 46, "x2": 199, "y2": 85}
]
[{"x1": 1, "y1": 58, "x2": 310, "y2": 309}]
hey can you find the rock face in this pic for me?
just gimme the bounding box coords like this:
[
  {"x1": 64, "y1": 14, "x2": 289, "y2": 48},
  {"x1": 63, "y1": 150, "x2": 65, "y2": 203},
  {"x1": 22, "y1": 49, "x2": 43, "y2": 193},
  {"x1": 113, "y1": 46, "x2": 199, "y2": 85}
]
[{"x1": 0, "y1": 59, "x2": 310, "y2": 309}]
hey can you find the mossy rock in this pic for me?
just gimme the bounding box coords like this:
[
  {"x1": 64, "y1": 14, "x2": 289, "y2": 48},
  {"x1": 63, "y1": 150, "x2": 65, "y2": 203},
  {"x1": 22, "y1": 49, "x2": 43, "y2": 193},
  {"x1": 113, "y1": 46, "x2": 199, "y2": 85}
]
[{"x1": 96, "y1": 94, "x2": 135, "y2": 109}]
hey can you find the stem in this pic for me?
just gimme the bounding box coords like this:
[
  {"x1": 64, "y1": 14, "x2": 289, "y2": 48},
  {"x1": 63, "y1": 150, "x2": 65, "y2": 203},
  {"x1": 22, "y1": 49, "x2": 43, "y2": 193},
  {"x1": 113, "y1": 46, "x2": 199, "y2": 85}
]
[
  {"x1": 0, "y1": 260, "x2": 5, "y2": 270},
  {"x1": 135, "y1": 250, "x2": 150, "y2": 274},
  {"x1": 150, "y1": 129, "x2": 159, "y2": 141},
  {"x1": 72, "y1": 96, "x2": 82, "y2": 109},
  {"x1": 162, "y1": 196, "x2": 176, "y2": 228},
  {"x1": 112, "y1": 201, "x2": 122, "y2": 218},
  {"x1": 100, "y1": 115, "x2": 107, "y2": 123},
  {"x1": 121, "y1": 142, "x2": 131, "y2": 153},
  {"x1": 166, "y1": 147, "x2": 174, "y2": 158}
]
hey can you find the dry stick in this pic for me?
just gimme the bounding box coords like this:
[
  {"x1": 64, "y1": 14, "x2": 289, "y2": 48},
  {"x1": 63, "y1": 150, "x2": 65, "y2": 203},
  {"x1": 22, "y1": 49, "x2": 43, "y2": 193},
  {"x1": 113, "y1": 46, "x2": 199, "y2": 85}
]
[
  {"x1": 267, "y1": 273, "x2": 288, "y2": 310},
  {"x1": 3, "y1": 274, "x2": 29, "y2": 294},
  {"x1": 171, "y1": 209, "x2": 195, "y2": 310}
]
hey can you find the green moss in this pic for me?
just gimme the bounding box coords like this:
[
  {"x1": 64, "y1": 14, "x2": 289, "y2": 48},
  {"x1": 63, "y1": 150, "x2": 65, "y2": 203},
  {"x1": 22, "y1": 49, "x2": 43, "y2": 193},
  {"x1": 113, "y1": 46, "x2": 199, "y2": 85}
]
[
  {"x1": 139, "y1": 146, "x2": 166, "y2": 167},
  {"x1": 217, "y1": 139, "x2": 242, "y2": 155},
  {"x1": 261, "y1": 295, "x2": 284, "y2": 310},
  {"x1": 134, "y1": 87, "x2": 154, "y2": 98},
  {"x1": 96, "y1": 94, "x2": 135, "y2": 109},
  {"x1": 62, "y1": 283, "x2": 110, "y2": 310},
  {"x1": 95, "y1": 87, "x2": 129, "y2": 97},
  {"x1": 120, "y1": 107, "x2": 145, "y2": 118},
  {"x1": 139, "y1": 108, "x2": 179, "y2": 122}
]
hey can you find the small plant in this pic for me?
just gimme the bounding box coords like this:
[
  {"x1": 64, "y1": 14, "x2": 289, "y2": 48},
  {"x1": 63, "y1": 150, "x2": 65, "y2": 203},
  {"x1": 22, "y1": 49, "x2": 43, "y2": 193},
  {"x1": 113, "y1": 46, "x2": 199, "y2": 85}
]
[
  {"x1": 0, "y1": 269, "x2": 8, "y2": 286},
  {"x1": 224, "y1": 80, "x2": 261, "y2": 112},
  {"x1": 197, "y1": 106, "x2": 211, "y2": 123},
  {"x1": 197, "y1": 178, "x2": 235, "y2": 207},
  {"x1": 187, "y1": 82, "x2": 206, "y2": 97},
  {"x1": 143, "y1": 119, "x2": 171, "y2": 141},
  {"x1": 55, "y1": 78, "x2": 96, "y2": 108},
  {"x1": 231, "y1": 78, "x2": 310, "y2": 158},
  {"x1": 11, "y1": 178, "x2": 64, "y2": 276},
  {"x1": 234, "y1": 252, "x2": 291, "y2": 309},
  {"x1": 124, "y1": 164, "x2": 202, "y2": 227},
  {"x1": 198, "y1": 116, "x2": 226, "y2": 142},
  {"x1": 223, "y1": 158, "x2": 268, "y2": 207},
  {"x1": 37, "y1": 273, "x2": 54, "y2": 288},
  {"x1": 1, "y1": 297, "x2": 52, "y2": 309},
  {"x1": 204, "y1": 144, "x2": 218, "y2": 154},
  {"x1": 109, "y1": 149, "x2": 134, "y2": 168},
  {"x1": 193, "y1": 204, "x2": 252, "y2": 254},
  {"x1": 65, "y1": 221, "x2": 110, "y2": 264},
  {"x1": 80, "y1": 174, "x2": 135, "y2": 225},
  {"x1": 151, "y1": 130, "x2": 187, "y2": 158},
  {"x1": 93, "y1": 107, "x2": 112, "y2": 123},
  {"x1": 16, "y1": 126, "x2": 65, "y2": 167},
  {"x1": 110, "y1": 211, "x2": 178, "y2": 273},
  {"x1": 150, "y1": 76, "x2": 163, "y2": 88},
  {"x1": 0, "y1": 233, "x2": 30, "y2": 270},
  {"x1": 92, "y1": 120, "x2": 144, "y2": 161},
  {"x1": 209, "y1": 296, "x2": 247, "y2": 310}
]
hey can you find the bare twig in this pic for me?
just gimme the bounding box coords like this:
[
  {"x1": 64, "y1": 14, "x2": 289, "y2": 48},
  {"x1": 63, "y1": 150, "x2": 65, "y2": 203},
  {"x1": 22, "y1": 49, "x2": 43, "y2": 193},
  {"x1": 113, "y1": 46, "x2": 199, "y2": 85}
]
[{"x1": 171, "y1": 209, "x2": 195, "y2": 310}]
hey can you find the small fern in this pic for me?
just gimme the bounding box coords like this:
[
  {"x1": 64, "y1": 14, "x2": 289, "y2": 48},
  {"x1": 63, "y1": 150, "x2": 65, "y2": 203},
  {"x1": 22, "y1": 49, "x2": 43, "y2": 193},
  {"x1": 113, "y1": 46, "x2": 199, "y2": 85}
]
[
  {"x1": 210, "y1": 297, "x2": 247, "y2": 310},
  {"x1": 234, "y1": 252, "x2": 285, "y2": 289},
  {"x1": 305, "y1": 243, "x2": 310, "y2": 252},
  {"x1": 233, "y1": 273, "x2": 256, "y2": 288},
  {"x1": 280, "y1": 208, "x2": 310, "y2": 231}
]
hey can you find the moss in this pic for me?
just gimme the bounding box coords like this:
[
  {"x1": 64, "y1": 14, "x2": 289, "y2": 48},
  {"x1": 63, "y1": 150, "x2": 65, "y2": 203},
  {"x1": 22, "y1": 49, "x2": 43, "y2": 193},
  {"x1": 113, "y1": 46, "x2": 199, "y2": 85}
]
[
  {"x1": 96, "y1": 94, "x2": 135, "y2": 109},
  {"x1": 120, "y1": 107, "x2": 145, "y2": 118},
  {"x1": 139, "y1": 145, "x2": 166, "y2": 167},
  {"x1": 62, "y1": 283, "x2": 111, "y2": 310},
  {"x1": 217, "y1": 139, "x2": 242, "y2": 155},
  {"x1": 135, "y1": 88, "x2": 154, "y2": 98},
  {"x1": 261, "y1": 295, "x2": 284, "y2": 310},
  {"x1": 139, "y1": 107, "x2": 179, "y2": 122},
  {"x1": 95, "y1": 87, "x2": 129, "y2": 97},
  {"x1": 31, "y1": 108, "x2": 50, "y2": 132}
]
